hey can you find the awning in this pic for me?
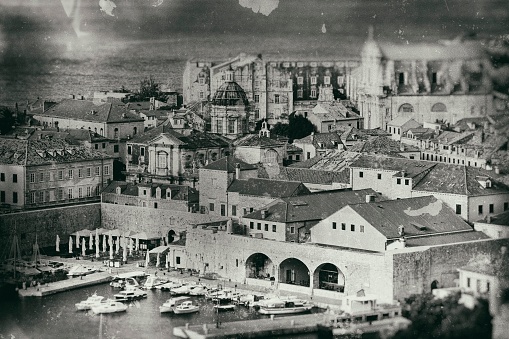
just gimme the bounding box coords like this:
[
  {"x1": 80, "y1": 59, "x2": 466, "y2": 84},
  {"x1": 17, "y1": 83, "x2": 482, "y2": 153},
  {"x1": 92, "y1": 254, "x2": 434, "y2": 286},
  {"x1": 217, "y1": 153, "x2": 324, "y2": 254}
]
[
  {"x1": 149, "y1": 246, "x2": 170, "y2": 254},
  {"x1": 122, "y1": 230, "x2": 137, "y2": 237},
  {"x1": 16, "y1": 267, "x2": 41, "y2": 276},
  {"x1": 103, "y1": 229, "x2": 122, "y2": 237},
  {"x1": 130, "y1": 232, "x2": 161, "y2": 240},
  {"x1": 70, "y1": 229, "x2": 92, "y2": 236}
]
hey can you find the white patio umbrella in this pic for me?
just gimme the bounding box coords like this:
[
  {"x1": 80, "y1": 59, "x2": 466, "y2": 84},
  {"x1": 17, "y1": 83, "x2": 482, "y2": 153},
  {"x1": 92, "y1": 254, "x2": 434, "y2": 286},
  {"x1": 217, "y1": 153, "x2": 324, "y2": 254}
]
[
  {"x1": 135, "y1": 236, "x2": 139, "y2": 251},
  {"x1": 81, "y1": 238, "x2": 86, "y2": 257},
  {"x1": 102, "y1": 233, "x2": 106, "y2": 252},
  {"x1": 76, "y1": 231, "x2": 80, "y2": 248},
  {"x1": 95, "y1": 230, "x2": 100, "y2": 258},
  {"x1": 145, "y1": 250, "x2": 150, "y2": 268},
  {"x1": 156, "y1": 253, "x2": 160, "y2": 268},
  {"x1": 109, "y1": 234, "x2": 113, "y2": 260},
  {"x1": 122, "y1": 242, "x2": 127, "y2": 263},
  {"x1": 115, "y1": 235, "x2": 120, "y2": 254},
  {"x1": 55, "y1": 235, "x2": 60, "y2": 252},
  {"x1": 129, "y1": 238, "x2": 133, "y2": 256},
  {"x1": 89, "y1": 232, "x2": 93, "y2": 250},
  {"x1": 165, "y1": 253, "x2": 169, "y2": 269},
  {"x1": 68, "y1": 236, "x2": 73, "y2": 254}
]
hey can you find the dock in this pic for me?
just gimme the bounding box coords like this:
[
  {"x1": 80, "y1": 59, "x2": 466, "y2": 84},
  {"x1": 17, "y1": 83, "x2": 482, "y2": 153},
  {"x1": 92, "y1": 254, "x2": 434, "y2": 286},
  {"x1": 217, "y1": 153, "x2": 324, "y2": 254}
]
[
  {"x1": 18, "y1": 271, "x2": 112, "y2": 297},
  {"x1": 173, "y1": 313, "x2": 332, "y2": 338}
]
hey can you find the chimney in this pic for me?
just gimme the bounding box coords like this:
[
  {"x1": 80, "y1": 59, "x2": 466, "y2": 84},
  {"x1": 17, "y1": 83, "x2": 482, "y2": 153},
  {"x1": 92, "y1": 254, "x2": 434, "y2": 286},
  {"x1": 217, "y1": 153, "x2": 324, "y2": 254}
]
[
  {"x1": 398, "y1": 225, "x2": 405, "y2": 237},
  {"x1": 235, "y1": 163, "x2": 241, "y2": 179},
  {"x1": 401, "y1": 170, "x2": 406, "y2": 177},
  {"x1": 261, "y1": 210, "x2": 267, "y2": 219},
  {"x1": 69, "y1": 94, "x2": 75, "y2": 100}
]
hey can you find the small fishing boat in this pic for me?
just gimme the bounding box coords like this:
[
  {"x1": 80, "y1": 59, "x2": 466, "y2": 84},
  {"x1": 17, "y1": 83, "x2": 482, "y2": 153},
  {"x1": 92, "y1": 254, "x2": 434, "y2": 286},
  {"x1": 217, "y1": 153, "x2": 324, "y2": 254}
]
[
  {"x1": 213, "y1": 298, "x2": 236, "y2": 311},
  {"x1": 67, "y1": 264, "x2": 96, "y2": 277},
  {"x1": 237, "y1": 294, "x2": 266, "y2": 307},
  {"x1": 110, "y1": 277, "x2": 140, "y2": 289},
  {"x1": 258, "y1": 300, "x2": 313, "y2": 315},
  {"x1": 142, "y1": 275, "x2": 168, "y2": 290},
  {"x1": 174, "y1": 300, "x2": 200, "y2": 314},
  {"x1": 158, "y1": 281, "x2": 182, "y2": 291},
  {"x1": 159, "y1": 296, "x2": 191, "y2": 313},
  {"x1": 189, "y1": 285, "x2": 208, "y2": 296},
  {"x1": 170, "y1": 283, "x2": 194, "y2": 295},
  {"x1": 114, "y1": 287, "x2": 147, "y2": 302},
  {"x1": 91, "y1": 301, "x2": 128, "y2": 314},
  {"x1": 75, "y1": 293, "x2": 105, "y2": 311}
]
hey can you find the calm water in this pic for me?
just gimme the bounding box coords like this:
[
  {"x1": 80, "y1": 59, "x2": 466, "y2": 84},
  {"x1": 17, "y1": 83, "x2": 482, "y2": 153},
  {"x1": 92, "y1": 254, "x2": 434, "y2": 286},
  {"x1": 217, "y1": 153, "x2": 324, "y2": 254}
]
[{"x1": 0, "y1": 282, "x2": 323, "y2": 339}]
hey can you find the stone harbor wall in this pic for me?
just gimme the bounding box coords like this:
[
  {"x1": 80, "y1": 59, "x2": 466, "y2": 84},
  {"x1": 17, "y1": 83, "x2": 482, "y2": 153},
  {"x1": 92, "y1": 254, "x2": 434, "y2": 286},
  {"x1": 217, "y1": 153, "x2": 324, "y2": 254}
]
[{"x1": 0, "y1": 203, "x2": 101, "y2": 255}]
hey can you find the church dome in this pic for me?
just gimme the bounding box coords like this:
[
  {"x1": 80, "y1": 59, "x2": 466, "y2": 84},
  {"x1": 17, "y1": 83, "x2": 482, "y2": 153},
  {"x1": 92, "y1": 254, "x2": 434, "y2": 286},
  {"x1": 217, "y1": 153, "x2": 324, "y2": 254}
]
[{"x1": 211, "y1": 82, "x2": 249, "y2": 106}]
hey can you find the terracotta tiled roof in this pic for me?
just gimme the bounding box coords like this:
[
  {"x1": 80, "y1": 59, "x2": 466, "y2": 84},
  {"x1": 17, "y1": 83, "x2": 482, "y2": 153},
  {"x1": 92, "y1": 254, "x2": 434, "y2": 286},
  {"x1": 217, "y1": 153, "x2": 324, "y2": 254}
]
[
  {"x1": 227, "y1": 178, "x2": 309, "y2": 198},
  {"x1": 404, "y1": 231, "x2": 489, "y2": 247},
  {"x1": 233, "y1": 134, "x2": 285, "y2": 147},
  {"x1": 201, "y1": 156, "x2": 257, "y2": 172}
]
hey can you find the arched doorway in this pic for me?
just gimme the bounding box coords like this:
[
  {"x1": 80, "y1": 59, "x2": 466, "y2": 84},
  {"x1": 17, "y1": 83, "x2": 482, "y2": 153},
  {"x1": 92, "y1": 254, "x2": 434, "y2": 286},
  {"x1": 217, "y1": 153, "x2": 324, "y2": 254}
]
[
  {"x1": 279, "y1": 258, "x2": 310, "y2": 287},
  {"x1": 245, "y1": 253, "x2": 274, "y2": 280},
  {"x1": 431, "y1": 280, "x2": 439, "y2": 291},
  {"x1": 313, "y1": 263, "x2": 345, "y2": 292},
  {"x1": 167, "y1": 230, "x2": 176, "y2": 244}
]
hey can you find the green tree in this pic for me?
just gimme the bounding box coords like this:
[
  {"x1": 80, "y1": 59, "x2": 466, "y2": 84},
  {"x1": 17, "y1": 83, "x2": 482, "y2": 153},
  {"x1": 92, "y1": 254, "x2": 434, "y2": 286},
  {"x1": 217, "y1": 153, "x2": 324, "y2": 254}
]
[
  {"x1": 135, "y1": 75, "x2": 162, "y2": 101},
  {"x1": 271, "y1": 122, "x2": 290, "y2": 137},
  {"x1": 0, "y1": 106, "x2": 15, "y2": 135},
  {"x1": 394, "y1": 292, "x2": 492, "y2": 339},
  {"x1": 288, "y1": 113, "x2": 315, "y2": 142}
]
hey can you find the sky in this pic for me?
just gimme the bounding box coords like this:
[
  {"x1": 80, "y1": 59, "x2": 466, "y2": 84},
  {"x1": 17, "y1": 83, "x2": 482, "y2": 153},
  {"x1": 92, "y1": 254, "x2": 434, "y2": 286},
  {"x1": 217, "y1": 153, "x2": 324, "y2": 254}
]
[{"x1": 0, "y1": 0, "x2": 508, "y2": 67}]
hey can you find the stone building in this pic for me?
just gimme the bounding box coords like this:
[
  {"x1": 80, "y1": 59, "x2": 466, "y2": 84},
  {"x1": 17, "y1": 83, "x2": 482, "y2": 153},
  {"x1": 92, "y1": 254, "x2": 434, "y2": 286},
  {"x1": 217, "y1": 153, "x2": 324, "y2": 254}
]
[
  {"x1": 125, "y1": 124, "x2": 231, "y2": 185},
  {"x1": 233, "y1": 125, "x2": 289, "y2": 165},
  {"x1": 0, "y1": 138, "x2": 114, "y2": 209},
  {"x1": 356, "y1": 28, "x2": 494, "y2": 129}
]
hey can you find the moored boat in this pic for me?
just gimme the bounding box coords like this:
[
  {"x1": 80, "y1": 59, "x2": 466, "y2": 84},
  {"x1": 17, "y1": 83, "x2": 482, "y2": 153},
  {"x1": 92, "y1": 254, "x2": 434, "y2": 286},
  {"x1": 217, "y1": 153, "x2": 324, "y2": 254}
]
[
  {"x1": 159, "y1": 296, "x2": 191, "y2": 313},
  {"x1": 189, "y1": 285, "x2": 208, "y2": 296},
  {"x1": 142, "y1": 275, "x2": 168, "y2": 290},
  {"x1": 258, "y1": 300, "x2": 313, "y2": 315},
  {"x1": 67, "y1": 264, "x2": 96, "y2": 277},
  {"x1": 158, "y1": 281, "x2": 182, "y2": 291},
  {"x1": 174, "y1": 300, "x2": 200, "y2": 314},
  {"x1": 114, "y1": 287, "x2": 147, "y2": 302},
  {"x1": 91, "y1": 301, "x2": 128, "y2": 314},
  {"x1": 75, "y1": 293, "x2": 105, "y2": 311}
]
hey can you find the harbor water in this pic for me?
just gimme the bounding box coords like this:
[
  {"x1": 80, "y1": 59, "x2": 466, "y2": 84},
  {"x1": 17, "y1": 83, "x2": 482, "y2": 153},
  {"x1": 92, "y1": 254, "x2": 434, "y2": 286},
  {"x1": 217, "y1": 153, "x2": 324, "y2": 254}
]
[{"x1": 0, "y1": 282, "x2": 323, "y2": 339}]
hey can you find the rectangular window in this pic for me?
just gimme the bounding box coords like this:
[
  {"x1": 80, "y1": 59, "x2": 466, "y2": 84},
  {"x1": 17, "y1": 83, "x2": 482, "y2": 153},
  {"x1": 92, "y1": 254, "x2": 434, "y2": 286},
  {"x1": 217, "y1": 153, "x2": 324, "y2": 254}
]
[
  {"x1": 95, "y1": 167, "x2": 100, "y2": 176},
  {"x1": 12, "y1": 174, "x2": 17, "y2": 183},
  {"x1": 104, "y1": 165, "x2": 110, "y2": 175},
  {"x1": 102, "y1": 143, "x2": 106, "y2": 149},
  {"x1": 377, "y1": 173, "x2": 382, "y2": 180},
  {"x1": 114, "y1": 145, "x2": 119, "y2": 153},
  {"x1": 359, "y1": 171, "x2": 363, "y2": 178},
  {"x1": 505, "y1": 202, "x2": 509, "y2": 211},
  {"x1": 250, "y1": 222, "x2": 254, "y2": 229},
  {"x1": 397, "y1": 178, "x2": 401, "y2": 185},
  {"x1": 341, "y1": 223, "x2": 346, "y2": 230},
  {"x1": 95, "y1": 144, "x2": 99, "y2": 150},
  {"x1": 220, "y1": 204, "x2": 226, "y2": 216},
  {"x1": 399, "y1": 73, "x2": 405, "y2": 85},
  {"x1": 86, "y1": 168, "x2": 91, "y2": 177},
  {"x1": 478, "y1": 205, "x2": 483, "y2": 215},
  {"x1": 68, "y1": 188, "x2": 73, "y2": 199},
  {"x1": 404, "y1": 179, "x2": 409, "y2": 185},
  {"x1": 455, "y1": 204, "x2": 462, "y2": 215},
  {"x1": 0, "y1": 173, "x2": 4, "y2": 181},
  {"x1": 297, "y1": 89, "x2": 303, "y2": 98},
  {"x1": 231, "y1": 205, "x2": 237, "y2": 216},
  {"x1": 324, "y1": 76, "x2": 330, "y2": 85},
  {"x1": 243, "y1": 208, "x2": 247, "y2": 215},
  {"x1": 337, "y1": 76, "x2": 345, "y2": 85},
  {"x1": 39, "y1": 172, "x2": 44, "y2": 182},
  {"x1": 255, "y1": 109, "x2": 260, "y2": 120},
  {"x1": 0, "y1": 191, "x2": 5, "y2": 203},
  {"x1": 360, "y1": 225, "x2": 365, "y2": 233},
  {"x1": 209, "y1": 203, "x2": 214, "y2": 212},
  {"x1": 78, "y1": 169, "x2": 83, "y2": 178},
  {"x1": 127, "y1": 146, "x2": 132, "y2": 155},
  {"x1": 78, "y1": 187, "x2": 83, "y2": 198},
  {"x1": 38, "y1": 191, "x2": 44, "y2": 203},
  {"x1": 274, "y1": 94, "x2": 280, "y2": 104},
  {"x1": 154, "y1": 202, "x2": 158, "y2": 209},
  {"x1": 489, "y1": 204, "x2": 494, "y2": 213},
  {"x1": 12, "y1": 192, "x2": 18, "y2": 204},
  {"x1": 257, "y1": 223, "x2": 261, "y2": 230},
  {"x1": 265, "y1": 224, "x2": 269, "y2": 231},
  {"x1": 68, "y1": 169, "x2": 73, "y2": 179},
  {"x1": 467, "y1": 277, "x2": 471, "y2": 288},
  {"x1": 310, "y1": 88, "x2": 317, "y2": 98},
  {"x1": 87, "y1": 186, "x2": 91, "y2": 197},
  {"x1": 272, "y1": 225, "x2": 276, "y2": 232},
  {"x1": 311, "y1": 76, "x2": 317, "y2": 85},
  {"x1": 176, "y1": 257, "x2": 181, "y2": 265},
  {"x1": 140, "y1": 147, "x2": 145, "y2": 157},
  {"x1": 250, "y1": 208, "x2": 254, "y2": 213},
  {"x1": 290, "y1": 226, "x2": 295, "y2": 234},
  {"x1": 487, "y1": 282, "x2": 490, "y2": 292},
  {"x1": 306, "y1": 152, "x2": 311, "y2": 159},
  {"x1": 332, "y1": 222, "x2": 337, "y2": 229},
  {"x1": 30, "y1": 192, "x2": 36, "y2": 204},
  {"x1": 30, "y1": 173, "x2": 35, "y2": 183},
  {"x1": 351, "y1": 224, "x2": 355, "y2": 232},
  {"x1": 254, "y1": 94, "x2": 260, "y2": 103},
  {"x1": 297, "y1": 76, "x2": 303, "y2": 85},
  {"x1": 199, "y1": 92, "x2": 204, "y2": 99}
]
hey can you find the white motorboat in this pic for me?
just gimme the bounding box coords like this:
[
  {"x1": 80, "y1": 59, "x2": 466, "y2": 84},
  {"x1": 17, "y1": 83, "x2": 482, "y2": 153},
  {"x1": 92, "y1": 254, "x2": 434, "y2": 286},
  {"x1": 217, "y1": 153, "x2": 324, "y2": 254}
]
[
  {"x1": 142, "y1": 275, "x2": 168, "y2": 290},
  {"x1": 110, "y1": 277, "x2": 140, "y2": 289},
  {"x1": 75, "y1": 293, "x2": 105, "y2": 311},
  {"x1": 67, "y1": 264, "x2": 96, "y2": 277},
  {"x1": 213, "y1": 298, "x2": 236, "y2": 311},
  {"x1": 91, "y1": 301, "x2": 128, "y2": 314},
  {"x1": 237, "y1": 294, "x2": 266, "y2": 307},
  {"x1": 114, "y1": 287, "x2": 147, "y2": 302},
  {"x1": 170, "y1": 283, "x2": 194, "y2": 295},
  {"x1": 159, "y1": 296, "x2": 191, "y2": 313},
  {"x1": 158, "y1": 281, "x2": 182, "y2": 291},
  {"x1": 173, "y1": 301, "x2": 200, "y2": 314},
  {"x1": 206, "y1": 289, "x2": 231, "y2": 300},
  {"x1": 189, "y1": 285, "x2": 208, "y2": 296},
  {"x1": 258, "y1": 300, "x2": 313, "y2": 315}
]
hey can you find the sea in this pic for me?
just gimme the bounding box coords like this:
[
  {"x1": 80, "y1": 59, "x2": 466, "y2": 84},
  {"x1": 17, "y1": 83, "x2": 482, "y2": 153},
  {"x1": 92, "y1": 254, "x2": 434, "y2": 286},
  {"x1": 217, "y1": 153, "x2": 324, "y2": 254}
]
[{"x1": 0, "y1": 281, "x2": 323, "y2": 339}]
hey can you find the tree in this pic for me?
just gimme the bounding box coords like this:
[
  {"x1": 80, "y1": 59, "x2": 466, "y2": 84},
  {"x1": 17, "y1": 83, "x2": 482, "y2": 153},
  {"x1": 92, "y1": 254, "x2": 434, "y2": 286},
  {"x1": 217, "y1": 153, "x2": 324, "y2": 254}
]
[
  {"x1": 0, "y1": 106, "x2": 15, "y2": 135},
  {"x1": 393, "y1": 292, "x2": 492, "y2": 339},
  {"x1": 271, "y1": 122, "x2": 289, "y2": 137},
  {"x1": 135, "y1": 75, "x2": 162, "y2": 101},
  {"x1": 287, "y1": 113, "x2": 315, "y2": 142}
]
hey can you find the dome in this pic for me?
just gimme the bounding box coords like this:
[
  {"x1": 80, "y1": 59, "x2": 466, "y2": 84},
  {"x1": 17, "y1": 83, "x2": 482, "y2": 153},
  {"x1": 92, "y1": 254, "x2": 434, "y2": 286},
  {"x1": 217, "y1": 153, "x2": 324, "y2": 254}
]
[{"x1": 211, "y1": 82, "x2": 249, "y2": 106}]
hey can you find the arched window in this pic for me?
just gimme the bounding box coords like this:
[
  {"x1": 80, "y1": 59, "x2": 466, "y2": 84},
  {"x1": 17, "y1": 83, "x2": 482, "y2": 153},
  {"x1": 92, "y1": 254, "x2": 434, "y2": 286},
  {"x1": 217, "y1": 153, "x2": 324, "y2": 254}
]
[
  {"x1": 114, "y1": 128, "x2": 119, "y2": 138},
  {"x1": 263, "y1": 149, "x2": 279, "y2": 164},
  {"x1": 398, "y1": 103, "x2": 414, "y2": 113},
  {"x1": 100, "y1": 128, "x2": 103, "y2": 136},
  {"x1": 133, "y1": 127, "x2": 137, "y2": 135},
  {"x1": 94, "y1": 127, "x2": 97, "y2": 134},
  {"x1": 431, "y1": 103, "x2": 447, "y2": 112}
]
